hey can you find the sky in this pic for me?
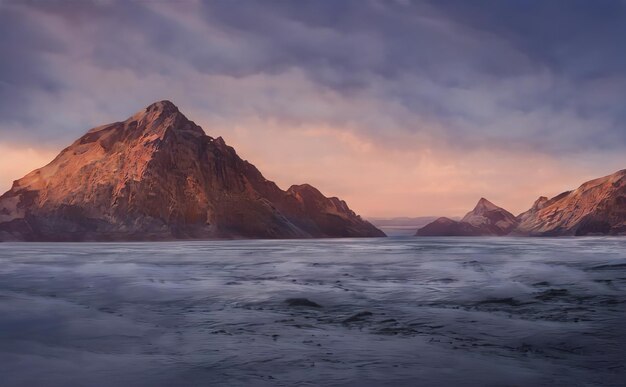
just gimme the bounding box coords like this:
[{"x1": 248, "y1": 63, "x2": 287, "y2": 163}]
[{"x1": 1, "y1": 0, "x2": 626, "y2": 218}]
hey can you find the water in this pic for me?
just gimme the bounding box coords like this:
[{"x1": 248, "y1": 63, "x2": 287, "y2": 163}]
[{"x1": 0, "y1": 237, "x2": 624, "y2": 386}]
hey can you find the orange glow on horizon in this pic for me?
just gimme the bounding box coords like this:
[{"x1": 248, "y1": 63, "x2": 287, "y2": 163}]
[{"x1": 1, "y1": 125, "x2": 621, "y2": 220}]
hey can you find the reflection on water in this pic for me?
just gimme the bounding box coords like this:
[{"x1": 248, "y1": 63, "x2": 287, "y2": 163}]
[{"x1": 0, "y1": 237, "x2": 624, "y2": 386}]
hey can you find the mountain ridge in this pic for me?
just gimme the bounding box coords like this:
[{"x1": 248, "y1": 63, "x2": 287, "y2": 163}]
[
  {"x1": 417, "y1": 169, "x2": 626, "y2": 237},
  {"x1": 514, "y1": 169, "x2": 626, "y2": 236}
]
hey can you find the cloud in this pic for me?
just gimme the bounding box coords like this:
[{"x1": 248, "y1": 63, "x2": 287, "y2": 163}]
[{"x1": 1, "y1": 0, "x2": 625, "y2": 215}]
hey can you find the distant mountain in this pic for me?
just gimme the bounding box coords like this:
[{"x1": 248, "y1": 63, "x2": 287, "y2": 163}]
[
  {"x1": 416, "y1": 198, "x2": 518, "y2": 236},
  {"x1": 418, "y1": 169, "x2": 626, "y2": 237},
  {"x1": 515, "y1": 170, "x2": 626, "y2": 236},
  {"x1": 460, "y1": 198, "x2": 519, "y2": 235},
  {"x1": 415, "y1": 216, "x2": 485, "y2": 236},
  {"x1": 370, "y1": 216, "x2": 459, "y2": 236},
  {"x1": 0, "y1": 101, "x2": 384, "y2": 241}
]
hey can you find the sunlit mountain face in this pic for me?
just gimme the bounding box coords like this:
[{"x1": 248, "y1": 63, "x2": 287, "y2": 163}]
[
  {"x1": 2, "y1": 1, "x2": 626, "y2": 219},
  {"x1": 0, "y1": 101, "x2": 384, "y2": 241}
]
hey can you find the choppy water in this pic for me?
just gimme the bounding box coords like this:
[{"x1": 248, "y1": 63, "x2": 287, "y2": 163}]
[{"x1": 0, "y1": 237, "x2": 625, "y2": 386}]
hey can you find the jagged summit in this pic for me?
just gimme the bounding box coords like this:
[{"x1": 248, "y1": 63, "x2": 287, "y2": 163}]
[
  {"x1": 418, "y1": 197, "x2": 518, "y2": 236},
  {"x1": 83, "y1": 100, "x2": 205, "y2": 149},
  {"x1": 146, "y1": 100, "x2": 179, "y2": 114},
  {"x1": 461, "y1": 198, "x2": 517, "y2": 230},
  {"x1": 473, "y1": 198, "x2": 499, "y2": 212},
  {"x1": 124, "y1": 100, "x2": 183, "y2": 126},
  {"x1": 0, "y1": 101, "x2": 384, "y2": 241}
]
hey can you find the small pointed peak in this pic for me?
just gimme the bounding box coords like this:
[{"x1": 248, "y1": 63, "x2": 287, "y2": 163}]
[
  {"x1": 125, "y1": 100, "x2": 204, "y2": 136},
  {"x1": 132, "y1": 100, "x2": 181, "y2": 122},
  {"x1": 475, "y1": 197, "x2": 497, "y2": 209},
  {"x1": 145, "y1": 100, "x2": 179, "y2": 115},
  {"x1": 467, "y1": 197, "x2": 506, "y2": 215}
]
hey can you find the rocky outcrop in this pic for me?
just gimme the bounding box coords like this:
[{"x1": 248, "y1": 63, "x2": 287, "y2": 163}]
[
  {"x1": 0, "y1": 101, "x2": 384, "y2": 241},
  {"x1": 514, "y1": 170, "x2": 626, "y2": 236},
  {"x1": 416, "y1": 198, "x2": 518, "y2": 236}
]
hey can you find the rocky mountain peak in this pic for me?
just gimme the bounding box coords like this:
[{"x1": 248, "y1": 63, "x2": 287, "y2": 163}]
[
  {"x1": 417, "y1": 197, "x2": 518, "y2": 237},
  {"x1": 463, "y1": 198, "x2": 513, "y2": 221},
  {"x1": 473, "y1": 197, "x2": 499, "y2": 212},
  {"x1": 0, "y1": 101, "x2": 384, "y2": 241},
  {"x1": 459, "y1": 198, "x2": 518, "y2": 234},
  {"x1": 138, "y1": 100, "x2": 204, "y2": 136},
  {"x1": 146, "y1": 100, "x2": 179, "y2": 115}
]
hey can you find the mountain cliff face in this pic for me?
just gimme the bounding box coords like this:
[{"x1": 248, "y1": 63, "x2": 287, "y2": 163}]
[
  {"x1": 416, "y1": 198, "x2": 518, "y2": 236},
  {"x1": 0, "y1": 101, "x2": 384, "y2": 241},
  {"x1": 515, "y1": 170, "x2": 626, "y2": 236}
]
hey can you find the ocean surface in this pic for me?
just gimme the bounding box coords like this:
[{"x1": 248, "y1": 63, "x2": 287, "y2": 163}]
[{"x1": 0, "y1": 237, "x2": 624, "y2": 386}]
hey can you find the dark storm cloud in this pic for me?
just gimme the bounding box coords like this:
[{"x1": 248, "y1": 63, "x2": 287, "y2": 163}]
[
  {"x1": 429, "y1": 0, "x2": 626, "y2": 79},
  {"x1": 0, "y1": 0, "x2": 625, "y2": 153},
  {"x1": 0, "y1": 5, "x2": 66, "y2": 125}
]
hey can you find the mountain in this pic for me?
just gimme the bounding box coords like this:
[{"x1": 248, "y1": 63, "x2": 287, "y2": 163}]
[
  {"x1": 0, "y1": 101, "x2": 384, "y2": 241},
  {"x1": 417, "y1": 169, "x2": 626, "y2": 237},
  {"x1": 514, "y1": 170, "x2": 626, "y2": 236},
  {"x1": 415, "y1": 216, "x2": 484, "y2": 236},
  {"x1": 460, "y1": 198, "x2": 518, "y2": 235},
  {"x1": 416, "y1": 198, "x2": 518, "y2": 236}
]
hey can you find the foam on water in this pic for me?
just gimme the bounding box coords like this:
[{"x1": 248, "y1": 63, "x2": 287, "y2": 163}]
[{"x1": 0, "y1": 237, "x2": 624, "y2": 386}]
